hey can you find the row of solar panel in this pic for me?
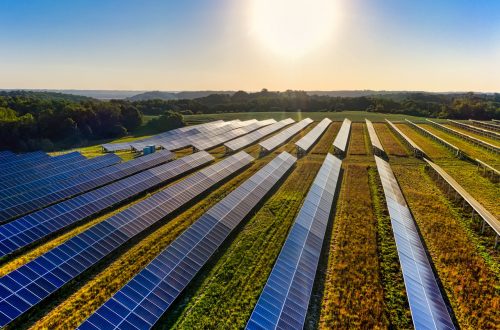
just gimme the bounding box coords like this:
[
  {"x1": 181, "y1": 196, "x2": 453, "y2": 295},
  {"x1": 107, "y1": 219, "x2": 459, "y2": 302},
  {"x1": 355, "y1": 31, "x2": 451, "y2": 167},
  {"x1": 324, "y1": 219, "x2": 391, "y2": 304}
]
[
  {"x1": 247, "y1": 153, "x2": 342, "y2": 330},
  {"x1": 0, "y1": 151, "x2": 255, "y2": 327},
  {"x1": 374, "y1": 156, "x2": 455, "y2": 330},
  {"x1": 259, "y1": 118, "x2": 314, "y2": 152},
  {"x1": 405, "y1": 120, "x2": 462, "y2": 158},
  {"x1": 385, "y1": 119, "x2": 426, "y2": 158},
  {"x1": 78, "y1": 151, "x2": 296, "y2": 330},
  {"x1": 224, "y1": 118, "x2": 295, "y2": 152},
  {"x1": 0, "y1": 151, "x2": 208, "y2": 257},
  {"x1": 332, "y1": 118, "x2": 352, "y2": 154},
  {"x1": 0, "y1": 152, "x2": 170, "y2": 222},
  {"x1": 469, "y1": 119, "x2": 500, "y2": 132},
  {"x1": 295, "y1": 118, "x2": 332, "y2": 153},
  {"x1": 365, "y1": 119, "x2": 385, "y2": 155},
  {"x1": 0, "y1": 153, "x2": 122, "y2": 200},
  {"x1": 0, "y1": 151, "x2": 49, "y2": 169},
  {"x1": 448, "y1": 119, "x2": 500, "y2": 139}
]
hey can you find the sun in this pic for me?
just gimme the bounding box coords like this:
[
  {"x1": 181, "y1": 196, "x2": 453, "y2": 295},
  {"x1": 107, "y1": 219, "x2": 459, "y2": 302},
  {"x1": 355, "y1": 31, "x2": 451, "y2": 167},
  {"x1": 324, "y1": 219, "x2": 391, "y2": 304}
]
[{"x1": 249, "y1": 0, "x2": 339, "y2": 59}]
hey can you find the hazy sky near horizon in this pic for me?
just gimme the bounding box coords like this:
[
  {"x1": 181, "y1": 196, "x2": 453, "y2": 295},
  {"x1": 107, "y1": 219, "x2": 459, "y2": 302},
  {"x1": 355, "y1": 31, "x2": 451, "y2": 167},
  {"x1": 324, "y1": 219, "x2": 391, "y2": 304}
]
[{"x1": 0, "y1": 0, "x2": 499, "y2": 92}]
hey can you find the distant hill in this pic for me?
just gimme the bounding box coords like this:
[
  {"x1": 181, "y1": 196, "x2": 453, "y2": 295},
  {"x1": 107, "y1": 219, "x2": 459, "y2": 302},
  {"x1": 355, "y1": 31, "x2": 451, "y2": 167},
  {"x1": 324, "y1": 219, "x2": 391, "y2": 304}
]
[
  {"x1": 127, "y1": 90, "x2": 236, "y2": 101},
  {"x1": 0, "y1": 90, "x2": 94, "y2": 102}
]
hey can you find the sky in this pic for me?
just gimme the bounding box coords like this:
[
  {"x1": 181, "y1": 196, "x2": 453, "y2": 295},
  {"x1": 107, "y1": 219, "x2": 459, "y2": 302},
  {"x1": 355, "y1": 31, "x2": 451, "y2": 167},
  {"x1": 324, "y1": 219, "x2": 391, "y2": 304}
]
[{"x1": 0, "y1": 0, "x2": 499, "y2": 92}]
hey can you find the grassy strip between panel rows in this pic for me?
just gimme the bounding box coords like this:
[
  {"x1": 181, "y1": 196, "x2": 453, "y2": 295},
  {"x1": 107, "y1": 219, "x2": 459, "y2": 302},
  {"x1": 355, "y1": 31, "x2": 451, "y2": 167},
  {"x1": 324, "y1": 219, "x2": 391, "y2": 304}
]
[
  {"x1": 348, "y1": 123, "x2": 369, "y2": 155},
  {"x1": 392, "y1": 163, "x2": 500, "y2": 329},
  {"x1": 27, "y1": 124, "x2": 318, "y2": 329},
  {"x1": 368, "y1": 167, "x2": 413, "y2": 329},
  {"x1": 317, "y1": 164, "x2": 388, "y2": 329},
  {"x1": 373, "y1": 123, "x2": 409, "y2": 157},
  {"x1": 443, "y1": 124, "x2": 500, "y2": 148},
  {"x1": 164, "y1": 124, "x2": 338, "y2": 329}
]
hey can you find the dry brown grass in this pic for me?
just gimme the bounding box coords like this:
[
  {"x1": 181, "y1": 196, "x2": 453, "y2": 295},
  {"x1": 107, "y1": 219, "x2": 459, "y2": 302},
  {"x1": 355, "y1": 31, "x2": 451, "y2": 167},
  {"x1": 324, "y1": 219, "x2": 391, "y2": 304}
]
[
  {"x1": 374, "y1": 123, "x2": 409, "y2": 156},
  {"x1": 348, "y1": 123, "x2": 369, "y2": 155}
]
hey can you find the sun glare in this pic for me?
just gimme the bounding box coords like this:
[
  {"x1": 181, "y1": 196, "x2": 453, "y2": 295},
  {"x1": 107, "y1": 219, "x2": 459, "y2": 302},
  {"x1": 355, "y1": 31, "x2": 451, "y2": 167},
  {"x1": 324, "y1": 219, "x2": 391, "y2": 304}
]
[{"x1": 250, "y1": 0, "x2": 338, "y2": 59}]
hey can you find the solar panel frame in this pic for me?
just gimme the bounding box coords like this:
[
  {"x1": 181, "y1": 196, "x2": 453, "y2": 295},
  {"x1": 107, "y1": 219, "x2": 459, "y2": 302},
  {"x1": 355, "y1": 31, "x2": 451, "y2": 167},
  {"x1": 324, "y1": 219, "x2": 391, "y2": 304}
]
[
  {"x1": 78, "y1": 152, "x2": 295, "y2": 330},
  {"x1": 0, "y1": 152, "x2": 170, "y2": 222},
  {"x1": 332, "y1": 118, "x2": 352, "y2": 155},
  {"x1": 246, "y1": 154, "x2": 342, "y2": 330},
  {"x1": 374, "y1": 155, "x2": 455, "y2": 330},
  {"x1": 259, "y1": 119, "x2": 313, "y2": 152},
  {"x1": 295, "y1": 118, "x2": 332, "y2": 154},
  {"x1": 0, "y1": 152, "x2": 255, "y2": 327}
]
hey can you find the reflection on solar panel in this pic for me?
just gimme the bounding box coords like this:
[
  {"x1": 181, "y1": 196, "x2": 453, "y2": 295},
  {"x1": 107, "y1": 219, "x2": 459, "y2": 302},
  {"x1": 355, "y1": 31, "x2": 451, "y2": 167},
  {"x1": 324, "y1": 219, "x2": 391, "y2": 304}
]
[
  {"x1": 448, "y1": 120, "x2": 500, "y2": 139},
  {"x1": 332, "y1": 118, "x2": 351, "y2": 155},
  {"x1": 0, "y1": 151, "x2": 254, "y2": 327},
  {"x1": 0, "y1": 154, "x2": 121, "y2": 197},
  {"x1": 385, "y1": 120, "x2": 426, "y2": 158},
  {"x1": 0, "y1": 151, "x2": 209, "y2": 256},
  {"x1": 0, "y1": 151, "x2": 169, "y2": 222},
  {"x1": 374, "y1": 156, "x2": 455, "y2": 330},
  {"x1": 426, "y1": 119, "x2": 499, "y2": 154},
  {"x1": 224, "y1": 119, "x2": 292, "y2": 152},
  {"x1": 247, "y1": 154, "x2": 342, "y2": 330},
  {"x1": 295, "y1": 118, "x2": 331, "y2": 155},
  {"x1": 405, "y1": 120, "x2": 463, "y2": 159},
  {"x1": 102, "y1": 120, "x2": 225, "y2": 152},
  {"x1": 78, "y1": 152, "x2": 295, "y2": 330},
  {"x1": 191, "y1": 120, "x2": 274, "y2": 151},
  {"x1": 365, "y1": 119, "x2": 385, "y2": 156},
  {"x1": 424, "y1": 158, "x2": 499, "y2": 246},
  {"x1": 259, "y1": 119, "x2": 313, "y2": 153}
]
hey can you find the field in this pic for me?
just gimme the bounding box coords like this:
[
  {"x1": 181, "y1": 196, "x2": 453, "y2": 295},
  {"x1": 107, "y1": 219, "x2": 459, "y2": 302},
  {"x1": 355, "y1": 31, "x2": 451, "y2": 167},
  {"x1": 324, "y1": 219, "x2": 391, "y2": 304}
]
[{"x1": 1, "y1": 117, "x2": 499, "y2": 330}]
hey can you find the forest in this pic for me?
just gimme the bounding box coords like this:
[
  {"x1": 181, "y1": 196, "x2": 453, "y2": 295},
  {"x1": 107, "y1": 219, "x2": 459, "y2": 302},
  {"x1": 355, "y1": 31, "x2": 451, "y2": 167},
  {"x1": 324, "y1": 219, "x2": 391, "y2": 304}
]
[{"x1": 0, "y1": 89, "x2": 498, "y2": 151}]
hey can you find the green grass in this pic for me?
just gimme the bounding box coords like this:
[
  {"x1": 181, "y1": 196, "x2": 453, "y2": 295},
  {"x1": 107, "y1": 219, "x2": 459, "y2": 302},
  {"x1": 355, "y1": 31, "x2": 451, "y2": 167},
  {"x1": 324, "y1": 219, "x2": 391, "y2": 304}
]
[{"x1": 184, "y1": 111, "x2": 427, "y2": 124}]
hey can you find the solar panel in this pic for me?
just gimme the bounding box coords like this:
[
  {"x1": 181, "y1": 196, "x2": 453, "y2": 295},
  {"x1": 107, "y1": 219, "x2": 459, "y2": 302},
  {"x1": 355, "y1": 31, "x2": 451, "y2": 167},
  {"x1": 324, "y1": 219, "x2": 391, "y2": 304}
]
[
  {"x1": 0, "y1": 151, "x2": 48, "y2": 167},
  {"x1": 259, "y1": 119, "x2": 313, "y2": 153},
  {"x1": 374, "y1": 155, "x2": 455, "y2": 330},
  {"x1": 224, "y1": 119, "x2": 293, "y2": 152},
  {"x1": 0, "y1": 151, "x2": 15, "y2": 161},
  {"x1": 365, "y1": 119, "x2": 385, "y2": 156},
  {"x1": 468, "y1": 120, "x2": 500, "y2": 132},
  {"x1": 332, "y1": 118, "x2": 352, "y2": 155},
  {"x1": 0, "y1": 151, "x2": 170, "y2": 222},
  {"x1": 405, "y1": 120, "x2": 463, "y2": 158},
  {"x1": 0, "y1": 151, "x2": 254, "y2": 327},
  {"x1": 78, "y1": 152, "x2": 295, "y2": 330},
  {"x1": 448, "y1": 120, "x2": 500, "y2": 139},
  {"x1": 246, "y1": 154, "x2": 342, "y2": 330},
  {"x1": 385, "y1": 120, "x2": 426, "y2": 158},
  {"x1": 0, "y1": 151, "x2": 209, "y2": 257},
  {"x1": 295, "y1": 118, "x2": 332, "y2": 155}
]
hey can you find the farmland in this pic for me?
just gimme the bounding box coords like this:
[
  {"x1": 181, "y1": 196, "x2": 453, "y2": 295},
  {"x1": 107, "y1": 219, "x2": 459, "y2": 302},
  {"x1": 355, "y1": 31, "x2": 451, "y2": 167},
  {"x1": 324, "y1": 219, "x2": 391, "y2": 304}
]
[{"x1": 0, "y1": 117, "x2": 498, "y2": 330}]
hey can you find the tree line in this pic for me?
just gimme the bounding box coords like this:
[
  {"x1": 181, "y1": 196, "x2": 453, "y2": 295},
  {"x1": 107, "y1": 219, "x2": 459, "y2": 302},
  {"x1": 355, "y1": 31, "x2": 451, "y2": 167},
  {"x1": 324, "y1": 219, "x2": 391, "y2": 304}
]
[{"x1": 0, "y1": 89, "x2": 498, "y2": 152}]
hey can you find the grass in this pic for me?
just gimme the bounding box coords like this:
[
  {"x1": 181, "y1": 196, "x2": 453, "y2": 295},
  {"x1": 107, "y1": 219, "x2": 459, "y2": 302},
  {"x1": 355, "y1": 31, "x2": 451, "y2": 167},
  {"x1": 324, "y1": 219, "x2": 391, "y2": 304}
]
[
  {"x1": 347, "y1": 123, "x2": 369, "y2": 155},
  {"x1": 317, "y1": 164, "x2": 388, "y2": 329},
  {"x1": 443, "y1": 124, "x2": 500, "y2": 147},
  {"x1": 392, "y1": 163, "x2": 500, "y2": 329},
  {"x1": 184, "y1": 111, "x2": 426, "y2": 124},
  {"x1": 373, "y1": 123, "x2": 409, "y2": 157}
]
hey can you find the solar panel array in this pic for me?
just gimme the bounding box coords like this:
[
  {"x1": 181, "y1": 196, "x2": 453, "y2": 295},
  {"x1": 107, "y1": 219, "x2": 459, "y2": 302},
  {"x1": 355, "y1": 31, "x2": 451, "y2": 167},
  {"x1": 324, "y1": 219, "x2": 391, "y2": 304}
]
[
  {"x1": 365, "y1": 119, "x2": 385, "y2": 156},
  {"x1": 78, "y1": 151, "x2": 296, "y2": 330},
  {"x1": 224, "y1": 118, "x2": 293, "y2": 152},
  {"x1": 259, "y1": 118, "x2": 313, "y2": 152},
  {"x1": 0, "y1": 151, "x2": 254, "y2": 327},
  {"x1": 0, "y1": 151, "x2": 49, "y2": 170},
  {"x1": 0, "y1": 154, "x2": 122, "y2": 199},
  {"x1": 426, "y1": 119, "x2": 499, "y2": 154},
  {"x1": 102, "y1": 120, "x2": 225, "y2": 152},
  {"x1": 385, "y1": 120, "x2": 426, "y2": 158},
  {"x1": 332, "y1": 118, "x2": 352, "y2": 155},
  {"x1": 448, "y1": 120, "x2": 500, "y2": 139},
  {"x1": 374, "y1": 155, "x2": 455, "y2": 330},
  {"x1": 0, "y1": 151, "x2": 15, "y2": 160},
  {"x1": 191, "y1": 120, "x2": 275, "y2": 151},
  {"x1": 247, "y1": 153, "x2": 342, "y2": 330},
  {"x1": 405, "y1": 120, "x2": 463, "y2": 159},
  {"x1": 0, "y1": 152, "x2": 169, "y2": 222},
  {"x1": 295, "y1": 118, "x2": 332, "y2": 154},
  {"x1": 468, "y1": 120, "x2": 500, "y2": 132},
  {"x1": 0, "y1": 151, "x2": 210, "y2": 257}
]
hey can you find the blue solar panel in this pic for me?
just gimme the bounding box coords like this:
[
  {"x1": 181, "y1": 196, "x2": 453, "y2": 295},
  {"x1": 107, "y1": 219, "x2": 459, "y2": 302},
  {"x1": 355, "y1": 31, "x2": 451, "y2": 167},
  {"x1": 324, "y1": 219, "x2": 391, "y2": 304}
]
[
  {"x1": 374, "y1": 156, "x2": 455, "y2": 330},
  {"x1": 78, "y1": 151, "x2": 296, "y2": 330},
  {"x1": 0, "y1": 152, "x2": 82, "y2": 179},
  {"x1": 0, "y1": 151, "x2": 48, "y2": 168},
  {"x1": 0, "y1": 152, "x2": 170, "y2": 221},
  {"x1": 0, "y1": 151, "x2": 209, "y2": 257},
  {"x1": 0, "y1": 151, "x2": 254, "y2": 327},
  {"x1": 247, "y1": 154, "x2": 342, "y2": 330}
]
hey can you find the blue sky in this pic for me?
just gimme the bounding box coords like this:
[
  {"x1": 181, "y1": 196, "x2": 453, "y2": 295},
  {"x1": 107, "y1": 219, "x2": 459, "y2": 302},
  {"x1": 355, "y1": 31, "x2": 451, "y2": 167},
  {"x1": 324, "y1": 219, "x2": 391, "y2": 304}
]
[{"x1": 0, "y1": 0, "x2": 499, "y2": 91}]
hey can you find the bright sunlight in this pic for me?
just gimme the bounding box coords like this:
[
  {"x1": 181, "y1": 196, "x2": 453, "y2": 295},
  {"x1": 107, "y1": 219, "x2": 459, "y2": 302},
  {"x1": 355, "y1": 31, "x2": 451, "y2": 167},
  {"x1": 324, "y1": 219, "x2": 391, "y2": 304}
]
[{"x1": 249, "y1": 0, "x2": 339, "y2": 59}]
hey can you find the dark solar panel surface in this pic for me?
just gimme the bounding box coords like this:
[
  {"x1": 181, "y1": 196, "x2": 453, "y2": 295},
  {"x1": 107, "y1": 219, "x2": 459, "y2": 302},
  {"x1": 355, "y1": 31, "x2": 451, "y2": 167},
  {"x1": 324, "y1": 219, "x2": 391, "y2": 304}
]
[
  {"x1": 247, "y1": 154, "x2": 342, "y2": 330},
  {"x1": 0, "y1": 151, "x2": 208, "y2": 257},
  {"x1": 374, "y1": 156, "x2": 455, "y2": 330},
  {"x1": 0, "y1": 152, "x2": 82, "y2": 179},
  {"x1": 78, "y1": 151, "x2": 295, "y2": 330},
  {"x1": 0, "y1": 151, "x2": 254, "y2": 327}
]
